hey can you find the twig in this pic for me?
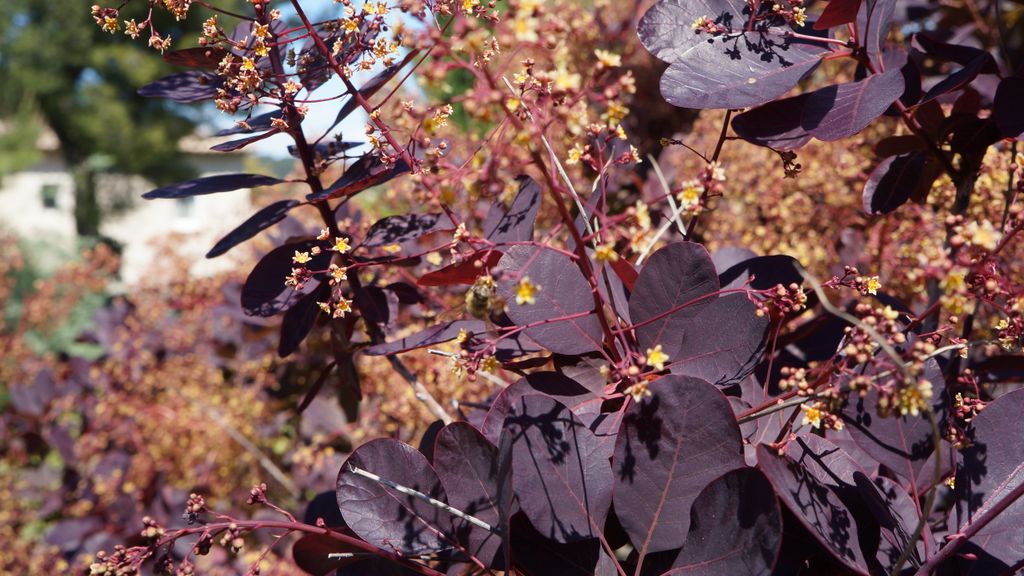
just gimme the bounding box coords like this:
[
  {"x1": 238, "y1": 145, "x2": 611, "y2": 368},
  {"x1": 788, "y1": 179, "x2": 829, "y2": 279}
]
[
  {"x1": 500, "y1": 76, "x2": 595, "y2": 239},
  {"x1": 348, "y1": 465, "x2": 497, "y2": 533},
  {"x1": 388, "y1": 356, "x2": 453, "y2": 425}
]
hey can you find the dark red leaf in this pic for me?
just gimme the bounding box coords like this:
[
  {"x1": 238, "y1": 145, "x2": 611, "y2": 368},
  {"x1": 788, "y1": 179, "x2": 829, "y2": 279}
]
[
  {"x1": 801, "y1": 67, "x2": 905, "y2": 141},
  {"x1": 660, "y1": 468, "x2": 782, "y2": 575},
  {"x1": 731, "y1": 94, "x2": 813, "y2": 151},
  {"x1": 138, "y1": 71, "x2": 223, "y2": 103},
  {"x1": 502, "y1": 395, "x2": 613, "y2": 543},
  {"x1": 362, "y1": 213, "x2": 452, "y2": 248},
  {"x1": 914, "y1": 33, "x2": 1000, "y2": 73},
  {"x1": 206, "y1": 199, "x2": 299, "y2": 258},
  {"x1": 862, "y1": 152, "x2": 934, "y2": 215},
  {"x1": 241, "y1": 240, "x2": 331, "y2": 317},
  {"x1": 216, "y1": 110, "x2": 284, "y2": 136},
  {"x1": 954, "y1": 388, "x2": 1024, "y2": 572},
  {"x1": 497, "y1": 246, "x2": 604, "y2": 355},
  {"x1": 433, "y1": 423, "x2": 511, "y2": 567},
  {"x1": 484, "y1": 176, "x2": 542, "y2": 244},
  {"x1": 307, "y1": 154, "x2": 410, "y2": 202},
  {"x1": 814, "y1": 0, "x2": 861, "y2": 30},
  {"x1": 143, "y1": 173, "x2": 283, "y2": 200},
  {"x1": 841, "y1": 359, "x2": 946, "y2": 487},
  {"x1": 481, "y1": 372, "x2": 604, "y2": 446},
  {"x1": 209, "y1": 129, "x2": 282, "y2": 152},
  {"x1": 857, "y1": 0, "x2": 896, "y2": 61},
  {"x1": 638, "y1": 0, "x2": 828, "y2": 109},
  {"x1": 383, "y1": 282, "x2": 423, "y2": 304},
  {"x1": 363, "y1": 320, "x2": 485, "y2": 356},
  {"x1": 336, "y1": 439, "x2": 449, "y2": 555},
  {"x1": 418, "y1": 250, "x2": 503, "y2": 287},
  {"x1": 873, "y1": 135, "x2": 927, "y2": 157},
  {"x1": 162, "y1": 47, "x2": 228, "y2": 69},
  {"x1": 609, "y1": 258, "x2": 638, "y2": 292},
  {"x1": 629, "y1": 242, "x2": 718, "y2": 359},
  {"x1": 919, "y1": 53, "x2": 996, "y2": 106},
  {"x1": 353, "y1": 285, "x2": 389, "y2": 325},
  {"x1": 278, "y1": 285, "x2": 326, "y2": 357},
  {"x1": 717, "y1": 254, "x2": 803, "y2": 291},
  {"x1": 757, "y1": 436, "x2": 873, "y2": 575},
  {"x1": 297, "y1": 362, "x2": 337, "y2": 414},
  {"x1": 612, "y1": 376, "x2": 745, "y2": 554},
  {"x1": 994, "y1": 76, "x2": 1024, "y2": 138},
  {"x1": 510, "y1": 513, "x2": 620, "y2": 576}
]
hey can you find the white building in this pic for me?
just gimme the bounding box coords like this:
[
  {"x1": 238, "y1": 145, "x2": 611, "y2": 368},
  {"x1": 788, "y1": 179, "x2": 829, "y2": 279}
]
[{"x1": 0, "y1": 128, "x2": 258, "y2": 284}]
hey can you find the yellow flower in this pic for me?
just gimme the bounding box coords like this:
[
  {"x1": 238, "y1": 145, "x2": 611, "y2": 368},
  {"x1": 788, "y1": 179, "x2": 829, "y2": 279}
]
[
  {"x1": 329, "y1": 265, "x2": 347, "y2": 284},
  {"x1": 292, "y1": 251, "x2": 312, "y2": 265},
  {"x1": 645, "y1": 345, "x2": 669, "y2": 371},
  {"x1": 566, "y1": 143, "x2": 584, "y2": 166},
  {"x1": 793, "y1": 6, "x2": 807, "y2": 27},
  {"x1": 866, "y1": 276, "x2": 881, "y2": 295},
  {"x1": 481, "y1": 356, "x2": 500, "y2": 372},
  {"x1": 691, "y1": 16, "x2": 709, "y2": 31},
  {"x1": 594, "y1": 49, "x2": 621, "y2": 69},
  {"x1": 515, "y1": 277, "x2": 541, "y2": 305},
  {"x1": 332, "y1": 237, "x2": 351, "y2": 253},
  {"x1": 801, "y1": 403, "x2": 823, "y2": 429},
  {"x1": 283, "y1": 80, "x2": 302, "y2": 94},
  {"x1": 333, "y1": 297, "x2": 352, "y2": 318},
  {"x1": 240, "y1": 57, "x2": 257, "y2": 72},
  {"x1": 677, "y1": 180, "x2": 703, "y2": 208},
  {"x1": 595, "y1": 243, "x2": 619, "y2": 263},
  {"x1": 455, "y1": 328, "x2": 470, "y2": 344}
]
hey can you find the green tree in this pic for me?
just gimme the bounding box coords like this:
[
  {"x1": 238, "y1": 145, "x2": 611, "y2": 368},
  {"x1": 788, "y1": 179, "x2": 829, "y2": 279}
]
[{"x1": 0, "y1": 2, "x2": 214, "y2": 237}]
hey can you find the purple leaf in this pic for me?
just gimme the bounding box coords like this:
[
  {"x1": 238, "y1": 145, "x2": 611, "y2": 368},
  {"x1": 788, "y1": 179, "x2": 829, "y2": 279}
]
[
  {"x1": 631, "y1": 243, "x2": 767, "y2": 385},
  {"x1": 433, "y1": 423, "x2": 511, "y2": 567},
  {"x1": 138, "y1": 71, "x2": 223, "y2": 103},
  {"x1": 278, "y1": 284, "x2": 325, "y2": 357},
  {"x1": 481, "y1": 372, "x2": 604, "y2": 445},
  {"x1": 363, "y1": 320, "x2": 486, "y2": 356},
  {"x1": 717, "y1": 254, "x2": 803, "y2": 291},
  {"x1": 814, "y1": 0, "x2": 862, "y2": 30},
  {"x1": 859, "y1": 475, "x2": 924, "y2": 570},
  {"x1": 801, "y1": 67, "x2": 905, "y2": 141},
  {"x1": 209, "y1": 129, "x2": 282, "y2": 152},
  {"x1": 362, "y1": 213, "x2": 453, "y2": 248},
  {"x1": 841, "y1": 359, "x2": 946, "y2": 487},
  {"x1": 241, "y1": 240, "x2": 331, "y2": 317},
  {"x1": 660, "y1": 468, "x2": 782, "y2": 575},
  {"x1": 206, "y1": 200, "x2": 299, "y2": 258},
  {"x1": 497, "y1": 246, "x2": 604, "y2": 355},
  {"x1": 954, "y1": 388, "x2": 1024, "y2": 573},
  {"x1": 307, "y1": 155, "x2": 411, "y2": 202},
  {"x1": 629, "y1": 242, "x2": 718, "y2": 359},
  {"x1": 857, "y1": 0, "x2": 896, "y2": 61},
  {"x1": 288, "y1": 140, "x2": 362, "y2": 159},
  {"x1": 862, "y1": 152, "x2": 937, "y2": 215},
  {"x1": 914, "y1": 33, "x2": 999, "y2": 73},
  {"x1": 757, "y1": 436, "x2": 873, "y2": 575},
  {"x1": 510, "y1": 514, "x2": 621, "y2": 576},
  {"x1": 142, "y1": 173, "x2": 282, "y2": 200},
  {"x1": 162, "y1": 47, "x2": 228, "y2": 69},
  {"x1": 613, "y1": 376, "x2": 745, "y2": 554},
  {"x1": 502, "y1": 395, "x2": 613, "y2": 543},
  {"x1": 730, "y1": 94, "x2": 813, "y2": 151},
  {"x1": 336, "y1": 439, "x2": 449, "y2": 555},
  {"x1": 666, "y1": 294, "x2": 768, "y2": 386},
  {"x1": 353, "y1": 285, "x2": 389, "y2": 325},
  {"x1": 658, "y1": 34, "x2": 826, "y2": 109},
  {"x1": 638, "y1": 0, "x2": 828, "y2": 109},
  {"x1": 216, "y1": 110, "x2": 283, "y2": 136},
  {"x1": 919, "y1": 52, "x2": 996, "y2": 106},
  {"x1": 994, "y1": 76, "x2": 1024, "y2": 138},
  {"x1": 484, "y1": 176, "x2": 542, "y2": 244}
]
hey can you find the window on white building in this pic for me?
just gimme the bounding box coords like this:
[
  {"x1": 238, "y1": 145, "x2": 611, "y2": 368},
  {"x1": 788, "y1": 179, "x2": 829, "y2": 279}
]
[{"x1": 40, "y1": 184, "x2": 59, "y2": 209}]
